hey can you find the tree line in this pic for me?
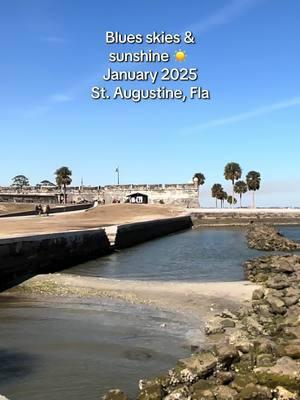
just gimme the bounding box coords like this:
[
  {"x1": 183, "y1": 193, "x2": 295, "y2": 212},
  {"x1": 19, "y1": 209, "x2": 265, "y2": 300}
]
[
  {"x1": 193, "y1": 162, "x2": 261, "y2": 208},
  {"x1": 9, "y1": 167, "x2": 72, "y2": 204}
]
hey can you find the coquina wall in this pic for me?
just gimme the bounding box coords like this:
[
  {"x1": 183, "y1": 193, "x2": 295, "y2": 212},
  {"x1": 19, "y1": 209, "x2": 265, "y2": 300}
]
[
  {"x1": 0, "y1": 229, "x2": 111, "y2": 291},
  {"x1": 0, "y1": 184, "x2": 198, "y2": 207},
  {"x1": 115, "y1": 216, "x2": 193, "y2": 249}
]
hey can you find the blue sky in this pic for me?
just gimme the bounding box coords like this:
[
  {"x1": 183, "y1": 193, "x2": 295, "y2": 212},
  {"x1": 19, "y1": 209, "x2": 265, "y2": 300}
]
[{"x1": 0, "y1": 0, "x2": 299, "y2": 206}]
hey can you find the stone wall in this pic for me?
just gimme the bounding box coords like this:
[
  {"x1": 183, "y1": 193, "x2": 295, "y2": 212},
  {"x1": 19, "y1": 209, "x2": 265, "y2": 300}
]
[
  {"x1": 0, "y1": 229, "x2": 111, "y2": 291},
  {"x1": 0, "y1": 184, "x2": 198, "y2": 207},
  {"x1": 115, "y1": 216, "x2": 193, "y2": 249},
  {"x1": 191, "y1": 210, "x2": 300, "y2": 225}
]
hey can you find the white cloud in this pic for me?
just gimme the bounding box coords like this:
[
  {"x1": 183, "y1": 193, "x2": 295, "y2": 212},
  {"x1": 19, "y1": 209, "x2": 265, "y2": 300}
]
[
  {"x1": 50, "y1": 94, "x2": 73, "y2": 103},
  {"x1": 184, "y1": 97, "x2": 300, "y2": 133},
  {"x1": 42, "y1": 36, "x2": 66, "y2": 44}
]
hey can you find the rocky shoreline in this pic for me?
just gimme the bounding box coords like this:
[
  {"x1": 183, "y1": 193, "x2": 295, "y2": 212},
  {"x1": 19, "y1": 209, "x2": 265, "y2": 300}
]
[
  {"x1": 247, "y1": 224, "x2": 300, "y2": 251},
  {"x1": 103, "y1": 252, "x2": 300, "y2": 399}
]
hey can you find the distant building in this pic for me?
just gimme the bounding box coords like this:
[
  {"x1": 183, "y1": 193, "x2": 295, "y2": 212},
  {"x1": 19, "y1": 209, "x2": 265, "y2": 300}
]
[{"x1": 126, "y1": 192, "x2": 148, "y2": 204}]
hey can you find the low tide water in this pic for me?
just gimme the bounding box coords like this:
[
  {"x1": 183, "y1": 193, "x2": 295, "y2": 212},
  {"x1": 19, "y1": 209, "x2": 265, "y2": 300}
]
[
  {"x1": 69, "y1": 226, "x2": 300, "y2": 281},
  {"x1": 0, "y1": 225, "x2": 299, "y2": 400}
]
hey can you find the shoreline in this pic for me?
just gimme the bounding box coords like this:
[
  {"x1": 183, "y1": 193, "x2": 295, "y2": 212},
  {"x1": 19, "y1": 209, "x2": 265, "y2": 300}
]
[{"x1": 3, "y1": 274, "x2": 258, "y2": 326}]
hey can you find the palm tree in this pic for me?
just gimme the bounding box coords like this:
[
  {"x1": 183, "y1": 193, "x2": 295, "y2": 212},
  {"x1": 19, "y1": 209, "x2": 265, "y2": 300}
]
[
  {"x1": 227, "y1": 195, "x2": 237, "y2": 206},
  {"x1": 193, "y1": 173, "x2": 205, "y2": 208},
  {"x1": 218, "y1": 190, "x2": 228, "y2": 208},
  {"x1": 234, "y1": 180, "x2": 248, "y2": 208},
  {"x1": 224, "y1": 162, "x2": 242, "y2": 207},
  {"x1": 55, "y1": 166, "x2": 72, "y2": 204},
  {"x1": 211, "y1": 183, "x2": 223, "y2": 208},
  {"x1": 246, "y1": 171, "x2": 261, "y2": 208}
]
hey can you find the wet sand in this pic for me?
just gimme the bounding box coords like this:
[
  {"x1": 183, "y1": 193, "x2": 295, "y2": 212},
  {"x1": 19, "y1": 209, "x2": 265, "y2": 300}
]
[{"x1": 5, "y1": 274, "x2": 258, "y2": 319}]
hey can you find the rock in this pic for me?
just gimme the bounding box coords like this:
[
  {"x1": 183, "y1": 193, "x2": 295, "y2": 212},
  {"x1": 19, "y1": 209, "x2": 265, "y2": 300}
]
[
  {"x1": 283, "y1": 296, "x2": 299, "y2": 307},
  {"x1": 230, "y1": 372, "x2": 257, "y2": 392},
  {"x1": 256, "y1": 353, "x2": 274, "y2": 367},
  {"x1": 266, "y1": 276, "x2": 290, "y2": 290},
  {"x1": 221, "y1": 319, "x2": 236, "y2": 328},
  {"x1": 0, "y1": 396, "x2": 10, "y2": 400},
  {"x1": 255, "y1": 338, "x2": 277, "y2": 355},
  {"x1": 212, "y1": 385, "x2": 239, "y2": 399},
  {"x1": 138, "y1": 383, "x2": 164, "y2": 400},
  {"x1": 178, "y1": 352, "x2": 217, "y2": 379},
  {"x1": 164, "y1": 386, "x2": 189, "y2": 400},
  {"x1": 219, "y1": 309, "x2": 237, "y2": 319},
  {"x1": 215, "y1": 371, "x2": 235, "y2": 385},
  {"x1": 255, "y1": 356, "x2": 300, "y2": 391},
  {"x1": 252, "y1": 288, "x2": 265, "y2": 300},
  {"x1": 281, "y1": 325, "x2": 300, "y2": 340},
  {"x1": 214, "y1": 343, "x2": 240, "y2": 367},
  {"x1": 282, "y1": 341, "x2": 300, "y2": 359},
  {"x1": 229, "y1": 329, "x2": 252, "y2": 353},
  {"x1": 239, "y1": 383, "x2": 273, "y2": 399},
  {"x1": 102, "y1": 389, "x2": 129, "y2": 400},
  {"x1": 274, "y1": 386, "x2": 299, "y2": 399},
  {"x1": 191, "y1": 389, "x2": 214, "y2": 400},
  {"x1": 246, "y1": 224, "x2": 300, "y2": 252},
  {"x1": 243, "y1": 316, "x2": 264, "y2": 336},
  {"x1": 205, "y1": 317, "x2": 225, "y2": 335},
  {"x1": 283, "y1": 305, "x2": 300, "y2": 327},
  {"x1": 265, "y1": 295, "x2": 286, "y2": 315}
]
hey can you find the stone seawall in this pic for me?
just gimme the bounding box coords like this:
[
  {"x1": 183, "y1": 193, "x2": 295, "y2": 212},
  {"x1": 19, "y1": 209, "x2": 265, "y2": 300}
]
[
  {"x1": 0, "y1": 229, "x2": 111, "y2": 292},
  {"x1": 115, "y1": 216, "x2": 193, "y2": 249},
  {"x1": 191, "y1": 210, "x2": 300, "y2": 226}
]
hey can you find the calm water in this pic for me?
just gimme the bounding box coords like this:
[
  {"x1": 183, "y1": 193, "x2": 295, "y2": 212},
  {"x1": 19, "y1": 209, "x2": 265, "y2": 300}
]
[
  {"x1": 0, "y1": 225, "x2": 299, "y2": 400},
  {"x1": 0, "y1": 297, "x2": 195, "y2": 400}
]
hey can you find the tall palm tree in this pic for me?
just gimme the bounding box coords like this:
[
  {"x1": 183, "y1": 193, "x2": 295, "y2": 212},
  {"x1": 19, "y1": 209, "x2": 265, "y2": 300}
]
[
  {"x1": 193, "y1": 173, "x2": 205, "y2": 208},
  {"x1": 55, "y1": 166, "x2": 72, "y2": 204},
  {"x1": 227, "y1": 195, "x2": 237, "y2": 206},
  {"x1": 211, "y1": 183, "x2": 223, "y2": 208},
  {"x1": 246, "y1": 171, "x2": 261, "y2": 208},
  {"x1": 234, "y1": 180, "x2": 248, "y2": 208},
  {"x1": 218, "y1": 190, "x2": 227, "y2": 208},
  {"x1": 224, "y1": 162, "x2": 242, "y2": 207}
]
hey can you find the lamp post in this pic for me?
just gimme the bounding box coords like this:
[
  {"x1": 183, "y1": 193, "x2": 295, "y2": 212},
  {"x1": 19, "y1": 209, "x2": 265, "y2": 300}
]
[{"x1": 115, "y1": 167, "x2": 120, "y2": 185}]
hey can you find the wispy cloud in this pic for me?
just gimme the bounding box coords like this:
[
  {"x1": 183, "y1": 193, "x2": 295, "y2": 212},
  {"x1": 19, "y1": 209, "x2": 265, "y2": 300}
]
[
  {"x1": 189, "y1": 0, "x2": 264, "y2": 34},
  {"x1": 184, "y1": 97, "x2": 300, "y2": 133},
  {"x1": 50, "y1": 94, "x2": 73, "y2": 103},
  {"x1": 41, "y1": 36, "x2": 66, "y2": 45}
]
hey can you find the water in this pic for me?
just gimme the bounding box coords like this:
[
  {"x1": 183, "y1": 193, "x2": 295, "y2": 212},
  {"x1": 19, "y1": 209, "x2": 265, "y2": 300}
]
[
  {"x1": 0, "y1": 297, "x2": 194, "y2": 400},
  {"x1": 0, "y1": 225, "x2": 299, "y2": 400},
  {"x1": 69, "y1": 228, "x2": 264, "y2": 281},
  {"x1": 279, "y1": 225, "x2": 300, "y2": 242}
]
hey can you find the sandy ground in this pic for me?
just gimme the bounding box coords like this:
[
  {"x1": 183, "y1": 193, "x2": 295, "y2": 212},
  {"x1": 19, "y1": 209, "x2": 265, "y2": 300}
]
[
  {"x1": 4, "y1": 274, "x2": 258, "y2": 320},
  {"x1": 0, "y1": 204, "x2": 184, "y2": 238}
]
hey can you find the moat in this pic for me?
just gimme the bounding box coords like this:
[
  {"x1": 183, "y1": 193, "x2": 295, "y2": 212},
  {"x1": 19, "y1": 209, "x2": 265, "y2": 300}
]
[{"x1": 0, "y1": 226, "x2": 299, "y2": 400}]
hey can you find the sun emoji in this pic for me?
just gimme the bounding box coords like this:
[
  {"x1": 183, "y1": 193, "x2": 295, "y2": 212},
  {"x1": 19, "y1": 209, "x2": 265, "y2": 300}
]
[{"x1": 175, "y1": 50, "x2": 186, "y2": 62}]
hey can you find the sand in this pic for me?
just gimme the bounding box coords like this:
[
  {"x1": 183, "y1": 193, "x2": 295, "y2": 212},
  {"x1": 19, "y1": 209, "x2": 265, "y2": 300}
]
[
  {"x1": 0, "y1": 204, "x2": 184, "y2": 238},
  {"x1": 5, "y1": 274, "x2": 258, "y2": 320}
]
